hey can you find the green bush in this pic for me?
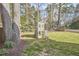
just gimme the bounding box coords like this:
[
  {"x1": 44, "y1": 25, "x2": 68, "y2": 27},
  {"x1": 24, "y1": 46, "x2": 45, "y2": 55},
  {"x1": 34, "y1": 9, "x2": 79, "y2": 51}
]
[
  {"x1": 4, "y1": 40, "x2": 15, "y2": 48},
  {"x1": 20, "y1": 16, "x2": 35, "y2": 32},
  {"x1": 69, "y1": 21, "x2": 79, "y2": 29}
]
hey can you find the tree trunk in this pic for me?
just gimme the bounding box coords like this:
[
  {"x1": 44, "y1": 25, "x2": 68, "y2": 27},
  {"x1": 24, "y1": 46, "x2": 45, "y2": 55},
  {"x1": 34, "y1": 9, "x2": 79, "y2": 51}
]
[
  {"x1": 1, "y1": 3, "x2": 12, "y2": 41},
  {"x1": 25, "y1": 4, "x2": 29, "y2": 31},
  {"x1": 34, "y1": 4, "x2": 40, "y2": 38},
  {"x1": 50, "y1": 3, "x2": 54, "y2": 30},
  {"x1": 12, "y1": 3, "x2": 20, "y2": 44},
  {"x1": 57, "y1": 3, "x2": 61, "y2": 29}
]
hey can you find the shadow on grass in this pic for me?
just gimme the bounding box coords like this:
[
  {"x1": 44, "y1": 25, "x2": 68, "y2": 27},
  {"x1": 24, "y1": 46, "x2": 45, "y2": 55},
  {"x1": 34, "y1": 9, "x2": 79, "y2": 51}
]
[{"x1": 22, "y1": 39, "x2": 79, "y2": 56}]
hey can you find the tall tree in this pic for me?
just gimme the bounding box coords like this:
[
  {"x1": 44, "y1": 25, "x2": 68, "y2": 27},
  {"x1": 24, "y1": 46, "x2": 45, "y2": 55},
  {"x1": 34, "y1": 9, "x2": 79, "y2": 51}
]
[
  {"x1": 34, "y1": 3, "x2": 40, "y2": 38},
  {"x1": 1, "y1": 3, "x2": 12, "y2": 41},
  {"x1": 46, "y1": 4, "x2": 54, "y2": 30},
  {"x1": 12, "y1": 3, "x2": 20, "y2": 44},
  {"x1": 57, "y1": 3, "x2": 61, "y2": 29}
]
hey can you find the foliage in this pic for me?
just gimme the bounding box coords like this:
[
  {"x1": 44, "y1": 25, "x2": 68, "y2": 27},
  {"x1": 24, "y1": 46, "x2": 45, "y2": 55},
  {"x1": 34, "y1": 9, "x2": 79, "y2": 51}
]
[
  {"x1": 20, "y1": 4, "x2": 39, "y2": 32},
  {"x1": 20, "y1": 3, "x2": 78, "y2": 31},
  {"x1": 20, "y1": 16, "x2": 34, "y2": 32},
  {"x1": 4, "y1": 40, "x2": 15, "y2": 48},
  {"x1": 69, "y1": 21, "x2": 79, "y2": 29}
]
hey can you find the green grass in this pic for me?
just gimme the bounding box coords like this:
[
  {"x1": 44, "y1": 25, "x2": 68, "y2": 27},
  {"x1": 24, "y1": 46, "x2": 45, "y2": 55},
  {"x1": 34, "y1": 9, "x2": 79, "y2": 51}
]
[
  {"x1": 48, "y1": 32, "x2": 79, "y2": 44},
  {"x1": 0, "y1": 48, "x2": 8, "y2": 56},
  {"x1": 21, "y1": 32, "x2": 79, "y2": 56}
]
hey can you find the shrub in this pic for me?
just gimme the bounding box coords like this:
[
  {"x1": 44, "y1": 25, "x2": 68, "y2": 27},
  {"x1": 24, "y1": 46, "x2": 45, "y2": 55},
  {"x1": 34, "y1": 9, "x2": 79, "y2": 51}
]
[
  {"x1": 69, "y1": 21, "x2": 79, "y2": 29},
  {"x1": 4, "y1": 40, "x2": 15, "y2": 48}
]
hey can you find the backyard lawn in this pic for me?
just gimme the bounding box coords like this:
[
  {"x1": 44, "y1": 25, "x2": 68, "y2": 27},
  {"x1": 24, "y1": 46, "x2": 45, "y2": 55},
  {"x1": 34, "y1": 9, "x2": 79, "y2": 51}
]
[
  {"x1": 48, "y1": 32, "x2": 79, "y2": 44},
  {"x1": 22, "y1": 32, "x2": 79, "y2": 56},
  {"x1": 1, "y1": 32, "x2": 79, "y2": 56}
]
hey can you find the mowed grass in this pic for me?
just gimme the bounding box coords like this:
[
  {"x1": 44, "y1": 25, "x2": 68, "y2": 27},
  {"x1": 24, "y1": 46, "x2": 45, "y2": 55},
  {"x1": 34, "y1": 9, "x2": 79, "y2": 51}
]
[
  {"x1": 22, "y1": 32, "x2": 79, "y2": 56},
  {"x1": 48, "y1": 32, "x2": 79, "y2": 44}
]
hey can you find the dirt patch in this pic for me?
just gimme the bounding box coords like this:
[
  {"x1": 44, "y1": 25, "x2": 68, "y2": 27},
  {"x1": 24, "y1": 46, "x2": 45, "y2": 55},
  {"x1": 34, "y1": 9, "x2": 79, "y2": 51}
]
[{"x1": 7, "y1": 39, "x2": 26, "y2": 56}]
